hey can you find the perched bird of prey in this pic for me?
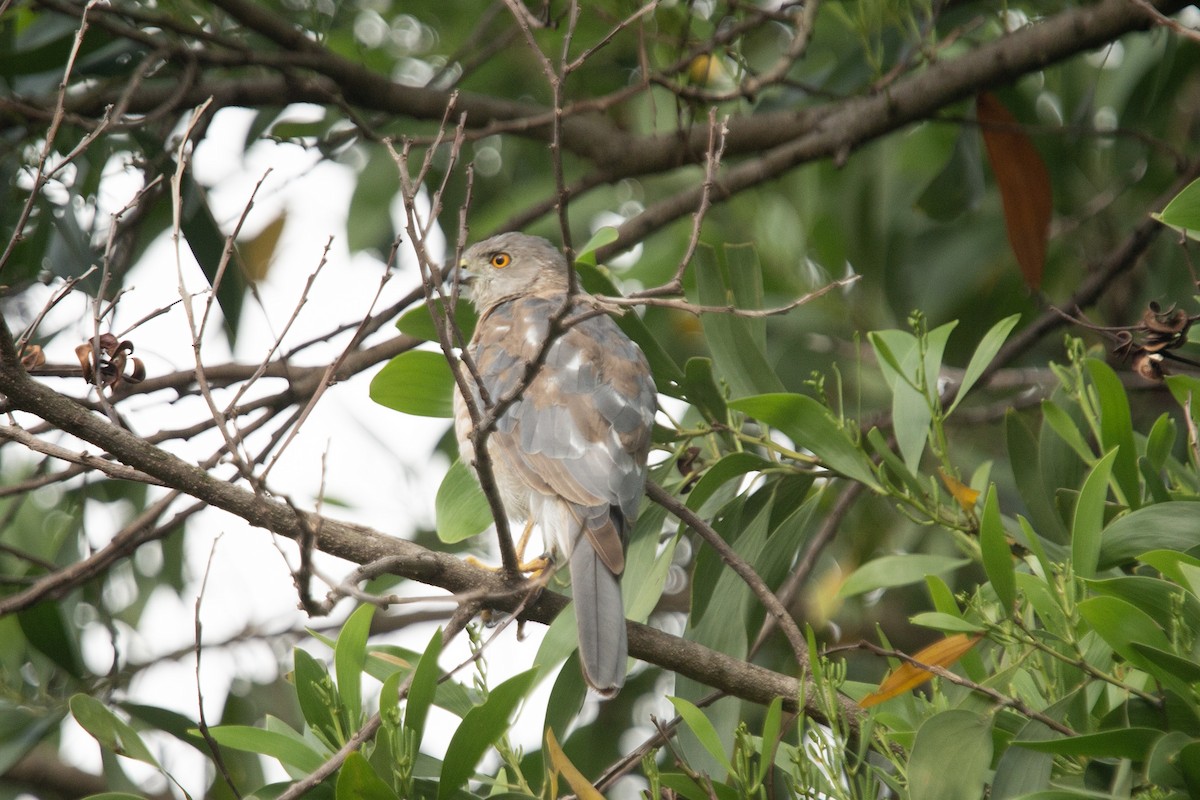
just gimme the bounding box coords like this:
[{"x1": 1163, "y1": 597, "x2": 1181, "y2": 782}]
[{"x1": 452, "y1": 232, "x2": 656, "y2": 697}]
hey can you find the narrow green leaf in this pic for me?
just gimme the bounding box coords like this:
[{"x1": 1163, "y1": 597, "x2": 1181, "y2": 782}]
[
  {"x1": 1039, "y1": 401, "x2": 1094, "y2": 462},
  {"x1": 1085, "y1": 359, "x2": 1140, "y2": 508},
  {"x1": 1071, "y1": 448, "x2": 1117, "y2": 579},
  {"x1": 1077, "y1": 596, "x2": 1185, "y2": 694},
  {"x1": 293, "y1": 648, "x2": 343, "y2": 748},
  {"x1": 438, "y1": 668, "x2": 538, "y2": 800},
  {"x1": 1014, "y1": 728, "x2": 1162, "y2": 760},
  {"x1": 909, "y1": 612, "x2": 986, "y2": 633},
  {"x1": 684, "y1": 451, "x2": 771, "y2": 514},
  {"x1": 69, "y1": 695, "x2": 158, "y2": 767},
  {"x1": 335, "y1": 605, "x2": 374, "y2": 729},
  {"x1": 1130, "y1": 642, "x2": 1200, "y2": 682},
  {"x1": 435, "y1": 458, "x2": 492, "y2": 543},
  {"x1": 1097, "y1": 501, "x2": 1200, "y2": 568},
  {"x1": 693, "y1": 245, "x2": 784, "y2": 398},
  {"x1": 669, "y1": 697, "x2": 732, "y2": 774},
  {"x1": 1006, "y1": 410, "x2": 1068, "y2": 543},
  {"x1": 869, "y1": 329, "x2": 933, "y2": 472},
  {"x1": 1145, "y1": 413, "x2": 1177, "y2": 472},
  {"x1": 404, "y1": 629, "x2": 442, "y2": 741},
  {"x1": 979, "y1": 486, "x2": 1016, "y2": 612},
  {"x1": 206, "y1": 724, "x2": 327, "y2": 773},
  {"x1": 337, "y1": 751, "x2": 399, "y2": 800},
  {"x1": 370, "y1": 350, "x2": 455, "y2": 418},
  {"x1": 756, "y1": 696, "x2": 784, "y2": 785},
  {"x1": 867, "y1": 428, "x2": 926, "y2": 497},
  {"x1": 17, "y1": 601, "x2": 84, "y2": 679},
  {"x1": 839, "y1": 555, "x2": 970, "y2": 598},
  {"x1": 948, "y1": 314, "x2": 1020, "y2": 414},
  {"x1": 730, "y1": 394, "x2": 881, "y2": 490},
  {"x1": 681, "y1": 357, "x2": 729, "y2": 425},
  {"x1": 907, "y1": 710, "x2": 992, "y2": 800}
]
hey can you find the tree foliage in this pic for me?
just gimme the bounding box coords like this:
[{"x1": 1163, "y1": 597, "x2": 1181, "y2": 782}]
[{"x1": 3, "y1": 0, "x2": 1200, "y2": 798}]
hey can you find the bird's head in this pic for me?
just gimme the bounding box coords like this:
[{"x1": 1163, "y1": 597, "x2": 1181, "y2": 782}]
[{"x1": 457, "y1": 232, "x2": 571, "y2": 311}]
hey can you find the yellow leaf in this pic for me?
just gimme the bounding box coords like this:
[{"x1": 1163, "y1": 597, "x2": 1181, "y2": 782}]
[
  {"x1": 240, "y1": 211, "x2": 287, "y2": 283},
  {"x1": 860, "y1": 634, "x2": 982, "y2": 708},
  {"x1": 938, "y1": 468, "x2": 981, "y2": 511},
  {"x1": 545, "y1": 728, "x2": 604, "y2": 800}
]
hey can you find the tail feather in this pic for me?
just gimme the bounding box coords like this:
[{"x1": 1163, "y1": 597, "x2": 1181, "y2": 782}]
[{"x1": 569, "y1": 541, "x2": 627, "y2": 697}]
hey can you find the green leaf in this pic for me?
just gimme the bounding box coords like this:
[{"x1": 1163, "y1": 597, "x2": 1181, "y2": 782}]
[
  {"x1": 17, "y1": 601, "x2": 84, "y2": 679},
  {"x1": 337, "y1": 751, "x2": 400, "y2": 800},
  {"x1": 395, "y1": 299, "x2": 477, "y2": 344},
  {"x1": 1014, "y1": 728, "x2": 1162, "y2": 760},
  {"x1": 867, "y1": 427, "x2": 926, "y2": 497},
  {"x1": 1071, "y1": 448, "x2": 1117, "y2": 579},
  {"x1": 756, "y1": 696, "x2": 784, "y2": 786},
  {"x1": 179, "y1": 175, "x2": 246, "y2": 342},
  {"x1": 435, "y1": 458, "x2": 492, "y2": 543},
  {"x1": 839, "y1": 555, "x2": 970, "y2": 598},
  {"x1": 907, "y1": 710, "x2": 992, "y2": 800},
  {"x1": 681, "y1": 357, "x2": 729, "y2": 425},
  {"x1": 206, "y1": 724, "x2": 327, "y2": 773},
  {"x1": 684, "y1": 451, "x2": 771, "y2": 516},
  {"x1": 948, "y1": 314, "x2": 1020, "y2": 414},
  {"x1": 669, "y1": 696, "x2": 733, "y2": 774},
  {"x1": 1155, "y1": 175, "x2": 1200, "y2": 240},
  {"x1": 576, "y1": 226, "x2": 619, "y2": 265},
  {"x1": 869, "y1": 328, "x2": 935, "y2": 472},
  {"x1": 692, "y1": 245, "x2": 784, "y2": 398},
  {"x1": 1145, "y1": 412, "x2": 1177, "y2": 472},
  {"x1": 0, "y1": 705, "x2": 61, "y2": 773},
  {"x1": 69, "y1": 695, "x2": 159, "y2": 766},
  {"x1": 404, "y1": 629, "x2": 442, "y2": 741},
  {"x1": 1039, "y1": 400, "x2": 1094, "y2": 462},
  {"x1": 730, "y1": 394, "x2": 881, "y2": 490},
  {"x1": 1006, "y1": 410, "x2": 1068, "y2": 543},
  {"x1": 1098, "y1": 501, "x2": 1200, "y2": 568},
  {"x1": 335, "y1": 604, "x2": 374, "y2": 729},
  {"x1": 909, "y1": 612, "x2": 986, "y2": 633},
  {"x1": 1085, "y1": 359, "x2": 1140, "y2": 508},
  {"x1": 293, "y1": 647, "x2": 344, "y2": 748},
  {"x1": 979, "y1": 486, "x2": 1016, "y2": 612},
  {"x1": 916, "y1": 126, "x2": 985, "y2": 222},
  {"x1": 1077, "y1": 596, "x2": 1186, "y2": 694},
  {"x1": 369, "y1": 350, "x2": 455, "y2": 418},
  {"x1": 438, "y1": 668, "x2": 538, "y2": 800}
]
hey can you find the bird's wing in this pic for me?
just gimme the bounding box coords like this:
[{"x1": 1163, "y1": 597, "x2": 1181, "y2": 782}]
[{"x1": 468, "y1": 296, "x2": 656, "y2": 573}]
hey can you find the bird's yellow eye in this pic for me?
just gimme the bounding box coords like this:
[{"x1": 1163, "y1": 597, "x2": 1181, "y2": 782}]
[{"x1": 490, "y1": 253, "x2": 511, "y2": 269}]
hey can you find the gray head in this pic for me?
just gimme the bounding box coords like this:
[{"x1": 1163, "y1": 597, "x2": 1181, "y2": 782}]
[{"x1": 458, "y1": 233, "x2": 570, "y2": 312}]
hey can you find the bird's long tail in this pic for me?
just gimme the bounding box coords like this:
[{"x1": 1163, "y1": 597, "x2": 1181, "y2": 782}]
[{"x1": 570, "y1": 541, "x2": 627, "y2": 697}]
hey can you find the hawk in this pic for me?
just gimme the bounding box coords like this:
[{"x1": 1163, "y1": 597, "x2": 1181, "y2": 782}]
[{"x1": 452, "y1": 232, "x2": 656, "y2": 697}]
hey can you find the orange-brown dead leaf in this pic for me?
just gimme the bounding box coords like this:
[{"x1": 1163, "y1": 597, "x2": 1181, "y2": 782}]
[
  {"x1": 860, "y1": 634, "x2": 983, "y2": 708},
  {"x1": 938, "y1": 468, "x2": 981, "y2": 511},
  {"x1": 977, "y1": 92, "x2": 1052, "y2": 289}
]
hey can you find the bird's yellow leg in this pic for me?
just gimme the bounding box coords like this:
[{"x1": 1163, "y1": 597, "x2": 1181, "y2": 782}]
[{"x1": 466, "y1": 521, "x2": 550, "y2": 575}]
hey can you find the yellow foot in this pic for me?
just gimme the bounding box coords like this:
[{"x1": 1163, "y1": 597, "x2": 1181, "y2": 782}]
[{"x1": 465, "y1": 520, "x2": 551, "y2": 575}]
